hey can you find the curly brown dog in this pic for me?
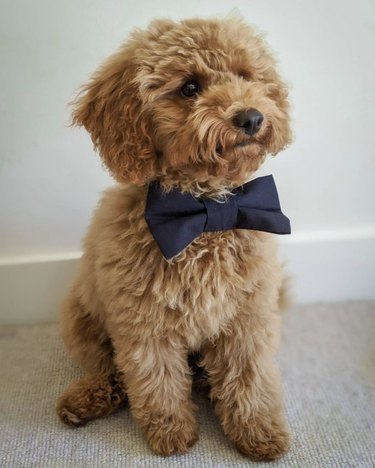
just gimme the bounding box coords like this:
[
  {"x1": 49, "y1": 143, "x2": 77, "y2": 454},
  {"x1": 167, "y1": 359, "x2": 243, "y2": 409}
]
[{"x1": 56, "y1": 16, "x2": 292, "y2": 460}]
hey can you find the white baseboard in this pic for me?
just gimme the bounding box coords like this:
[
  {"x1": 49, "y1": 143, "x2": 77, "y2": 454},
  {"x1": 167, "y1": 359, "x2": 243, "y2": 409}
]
[
  {"x1": 1, "y1": 230, "x2": 374, "y2": 325},
  {"x1": 0, "y1": 255, "x2": 79, "y2": 326},
  {"x1": 279, "y1": 229, "x2": 375, "y2": 305}
]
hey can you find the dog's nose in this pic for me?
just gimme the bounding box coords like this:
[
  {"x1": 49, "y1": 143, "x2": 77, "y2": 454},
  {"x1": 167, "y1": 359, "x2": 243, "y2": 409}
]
[{"x1": 233, "y1": 109, "x2": 264, "y2": 136}]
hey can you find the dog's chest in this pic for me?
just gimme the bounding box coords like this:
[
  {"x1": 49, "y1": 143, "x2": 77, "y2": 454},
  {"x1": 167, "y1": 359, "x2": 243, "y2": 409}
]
[{"x1": 152, "y1": 230, "x2": 275, "y2": 347}]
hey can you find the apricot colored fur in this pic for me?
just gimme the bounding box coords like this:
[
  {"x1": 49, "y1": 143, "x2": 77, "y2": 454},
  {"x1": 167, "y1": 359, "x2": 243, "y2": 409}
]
[{"x1": 57, "y1": 16, "x2": 292, "y2": 460}]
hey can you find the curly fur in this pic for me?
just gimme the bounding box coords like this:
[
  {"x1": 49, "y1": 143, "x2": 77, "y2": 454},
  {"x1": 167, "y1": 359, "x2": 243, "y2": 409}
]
[{"x1": 57, "y1": 16, "x2": 292, "y2": 460}]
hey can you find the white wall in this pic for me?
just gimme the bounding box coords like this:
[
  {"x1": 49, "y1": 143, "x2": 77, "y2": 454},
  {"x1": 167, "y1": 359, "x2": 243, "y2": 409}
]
[{"x1": 1, "y1": 0, "x2": 375, "y2": 323}]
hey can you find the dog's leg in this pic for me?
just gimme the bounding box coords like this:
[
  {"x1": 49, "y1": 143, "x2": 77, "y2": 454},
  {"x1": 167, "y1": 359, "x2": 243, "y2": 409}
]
[
  {"x1": 59, "y1": 292, "x2": 115, "y2": 375},
  {"x1": 113, "y1": 334, "x2": 198, "y2": 455},
  {"x1": 57, "y1": 292, "x2": 126, "y2": 426},
  {"x1": 202, "y1": 310, "x2": 290, "y2": 461}
]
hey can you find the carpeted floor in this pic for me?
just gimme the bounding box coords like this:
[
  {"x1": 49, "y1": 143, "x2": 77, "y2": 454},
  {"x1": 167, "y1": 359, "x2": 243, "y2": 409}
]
[{"x1": 1, "y1": 301, "x2": 375, "y2": 468}]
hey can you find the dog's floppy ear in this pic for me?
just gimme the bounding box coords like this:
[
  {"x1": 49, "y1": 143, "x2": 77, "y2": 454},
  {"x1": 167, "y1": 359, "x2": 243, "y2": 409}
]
[
  {"x1": 261, "y1": 65, "x2": 292, "y2": 155},
  {"x1": 72, "y1": 48, "x2": 156, "y2": 184}
]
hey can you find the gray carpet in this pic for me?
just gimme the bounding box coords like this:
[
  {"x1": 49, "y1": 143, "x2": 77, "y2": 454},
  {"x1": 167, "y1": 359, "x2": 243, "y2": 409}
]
[{"x1": 1, "y1": 302, "x2": 375, "y2": 468}]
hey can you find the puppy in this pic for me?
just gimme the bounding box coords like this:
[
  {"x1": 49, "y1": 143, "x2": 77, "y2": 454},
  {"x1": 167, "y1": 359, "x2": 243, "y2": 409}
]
[{"x1": 57, "y1": 16, "x2": 292, "y2": 460}]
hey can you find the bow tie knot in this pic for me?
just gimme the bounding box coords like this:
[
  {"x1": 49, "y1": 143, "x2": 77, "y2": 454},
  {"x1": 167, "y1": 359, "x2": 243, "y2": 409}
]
[
  {"x1": 145, "y1": 175, "x2": 291, "y2": 260},
  {"x1": 202, "y1": 196, "x2": 238, "y2": 232}
]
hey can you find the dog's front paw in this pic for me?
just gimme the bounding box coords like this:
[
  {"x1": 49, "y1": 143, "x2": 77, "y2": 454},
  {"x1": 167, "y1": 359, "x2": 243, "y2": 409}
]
[
  {"x1": 234, "y1": 423, "x2": 290, "y2": 461},
  {"x1": 145, "y1": 416, "x2": 198, "y2": 455}
]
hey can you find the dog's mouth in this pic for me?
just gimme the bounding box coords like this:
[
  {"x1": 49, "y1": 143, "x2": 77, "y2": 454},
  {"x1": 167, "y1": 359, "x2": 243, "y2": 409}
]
[
  {"x1": 216, "y1": 139, "x2": 251, "y2": 155},
  {"x1": 214, "y1": 125, "x2": 272, "y2": 156},
  {"x1": 234, "y1": 139, "x2": 252, "y2": 149},
  {"x1": 216, "y1": 138, "x2": 257, "y2": 155}
]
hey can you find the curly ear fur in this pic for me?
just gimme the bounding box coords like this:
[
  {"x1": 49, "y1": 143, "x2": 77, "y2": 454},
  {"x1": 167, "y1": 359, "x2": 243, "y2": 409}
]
[{"x1": 72, "y1": 47, "x2": 156, "y2": 184}]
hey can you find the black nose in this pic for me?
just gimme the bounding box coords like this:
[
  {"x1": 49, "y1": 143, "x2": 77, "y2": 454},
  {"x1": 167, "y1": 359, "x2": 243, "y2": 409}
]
[{"x1": 233, "y1": 109, "x2": 264, "y2": 136}]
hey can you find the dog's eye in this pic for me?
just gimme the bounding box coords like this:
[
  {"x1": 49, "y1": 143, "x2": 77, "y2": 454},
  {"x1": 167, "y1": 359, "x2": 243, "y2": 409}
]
[
  {"x1": 181, "y1": 80, "x2": 200, "y2": 98},
  {"x1": 238, "y1": 71, "x2": 252, "y2": 81}
]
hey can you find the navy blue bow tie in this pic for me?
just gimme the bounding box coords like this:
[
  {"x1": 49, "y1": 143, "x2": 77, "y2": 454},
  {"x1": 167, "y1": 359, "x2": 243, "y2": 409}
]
[{"x1": 145, "y1": 175, "x2": 291, "y2": 260}]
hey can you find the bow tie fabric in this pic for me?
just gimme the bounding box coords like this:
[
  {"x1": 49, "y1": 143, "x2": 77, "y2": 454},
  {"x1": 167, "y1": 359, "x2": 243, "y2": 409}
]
[{"x1": 145, "y1": 175, "x2": 291, "y2": 260}]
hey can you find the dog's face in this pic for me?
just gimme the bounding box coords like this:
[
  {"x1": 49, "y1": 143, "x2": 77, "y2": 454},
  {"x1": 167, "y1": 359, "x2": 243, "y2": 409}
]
[{"x1": 73, "y1": 17, "x2": 291, "y2": 195}]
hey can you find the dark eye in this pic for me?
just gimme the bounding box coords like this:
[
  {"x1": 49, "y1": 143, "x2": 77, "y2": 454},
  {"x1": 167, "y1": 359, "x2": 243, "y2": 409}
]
[
  {"x1": 238, "y1": 71, "x2": 252, "y2": 81},
  {"x1": 181, "y1": 80, "x2": 200, "y2": 98}
]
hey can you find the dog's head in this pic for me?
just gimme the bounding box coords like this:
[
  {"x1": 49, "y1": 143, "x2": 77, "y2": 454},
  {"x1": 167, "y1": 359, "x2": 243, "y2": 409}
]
[{"x1": 73, "y1": 17, "x2": 291, "y2": 195}]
